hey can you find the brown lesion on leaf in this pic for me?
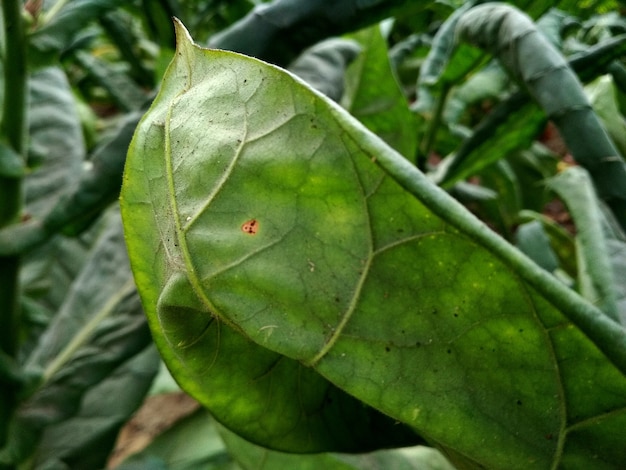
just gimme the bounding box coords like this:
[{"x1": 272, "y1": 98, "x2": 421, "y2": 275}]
[{"x1": 241, "y1": 219, "x2": 258, "y2": 235}]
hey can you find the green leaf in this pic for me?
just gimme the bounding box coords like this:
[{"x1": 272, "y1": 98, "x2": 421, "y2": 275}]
[
  {"x1": 586, "y1": 74, "x2": 626, "y2": 159},
  {"x1": 515, "y1": 220, "x2": 559, "y2": 273},
  {"x1": 25, "y1": 67, "x2": 85, "y2": 218},
  {"x1": 140, "y1": 271, "x2": 420, "y2": 452},
  {"x1": 45, "y1": 111, "x2": 143, "y2": 237},
  {"x1": 13, "y1": 65, "x2": 89, "y2": 341},
  {"x1": 548, "y1": 167, "x2": 619, "y2": 321},
  {"x1": 0, "y1": 212, "x2": 152, "y2": 466},
  {"x1": 456, "y1": 4, "x2": 626, "y2": 227},
  {"x1": 72, "y1": 50, "x2": 148, "y2": 112},
  {"x1": 288, "y1": 38, "x2": 361, "y2": 102},
  {"x1": 436, "y1": 33, "x2": 626, "y2": 188},
  {"x1": 207, "y1": 0, "x2": 427, "y2": 66},
  {"x1": 28, "y1": 0, "x2": 127, "y2": 67},
  {"x1": 469, "y1": 159, "x2": 523, "y2": 235},
  {"x1": 219, "y1": 415, "x2": 455, "y2": 470},
  {"x1": 413, "y1": 2, "x2": 483, "y2": 117},
  {"x1": 116, "y1": 408, "x2": 236, "y2": 470},
  {"x1": 436, "y1": 92, "x2": 546, "y2": 187},
  {"x1": 34, "y1": 345, "x2": 160, "y2": 470},
  {"x1": 518, "y1": 210, "x2": 577, "y2": 279},
  {"x1": 0, "y1": 110, "x2": 142, "y2": 257},
  {"x1": 443, "y1": 61, "x2": 509, "y2": 124},
  {"x1": 121, "y1": 21, "x2": 626, "y2": 468},
  {"x1": 343, "y1": 25, "x2": 418, "y2": 159}
]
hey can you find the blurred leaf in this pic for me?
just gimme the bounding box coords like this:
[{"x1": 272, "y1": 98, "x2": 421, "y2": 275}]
[
  {"x1": 288, "y1": 38, "x2": 361, "y2": 102},
  {"x1": 605, "y1": 235, "x2": 626, "y2": 326},
  {"x1": 443, "y1": 61, "x2": 509, "y2": 125},
  {"x1": 121, "y1": 23, "x2": 626, "y2": 468},
  {"x1": 0, "y1": 211, "x2": 151, "y2": 466},
  {"x1": 140, "y1": 0, "x2": 179, "y2": 49},
  {"x1": 47, "y1": 111, "x2": 144, "y2": 236},
  {"x1": 99, "y1": 10, "x2": 154, "y2": 87},
  {"x1": 457, "y1": 4, "x2": 626, "y2": 227},
  {"x1": 34, "y1": 345, "x2": 160, "y2": 470},
  {"x1": 208, "y1": 0, "x2": 427, "y2": 66},
  {"x1": 413, "y1": 1, "x2": 482, "y2": 117},
  {"x1": 117, "y1": 408, "x2": 236, "y2": 470},
  {"x1": 13, "y1": 65, "x2": 89, "y2": 343},
  {"x1": 25, "y1": 67, "x2": 85, "y2": 218},
  {"x1": 608, "y1": 61, "x2": 626, "y2": 113},
  {"x1": 586, "y1": 74, "x2": 626, "y2": 158},
  {"x1": 219, "y1": 417, "x2": 455, "y2": 470},
  {"x1": 568, "y1": 34, "x2": 626, "y2": 82},
  {"x1": 518, "y1": 210, "x2": 578, "y2": 279},
  {"x1": 436, "y1": 92, "x2": 547, "y2": 187},
  {"x1": 28, "y1": 0, "x2": 127, "y2": 67},
  {"x1": 548, "y1": 166, "x2": 619, "y2": 320},
  {"x1": 73, "y1": 50, "x2": 148, "y2": 112},
  {"x1": 343, "y1": 25, "x2": 418, "y2": 159},
  {"x1": 471, "y1": 159, "x2": 523, "y2": 235},
  {"x1": 25, "y1": 210, "x2": 136, "y2": 370},
  {"x1": 436, "y1": 32, "x2": 626, "y2": 188},
  {"x1": 515, "y1": 220, "x2": 560, "y2": 272},
  {"x1": 507, "y1": 143, "x2": 559, "y2": 208},
  {"x1": 0, "y1": 111, "x2": 142, "y2": 256}
]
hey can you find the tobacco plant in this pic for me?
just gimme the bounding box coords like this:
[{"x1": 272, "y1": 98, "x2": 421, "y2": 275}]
[{"x1": 1, "y1": 0, "x2": 625, "y2": 469}]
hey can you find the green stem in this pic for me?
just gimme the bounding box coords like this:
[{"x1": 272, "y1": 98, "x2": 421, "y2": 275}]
[
  {"x1": 0, "y1": 0, "x2": 27, "y2": 463},
  {"x1": 417, "y1": 83, "x2": 450, "y2": 170},
  {"x1": 343, "y1": 113, "x2": 626, "y2": 376}
]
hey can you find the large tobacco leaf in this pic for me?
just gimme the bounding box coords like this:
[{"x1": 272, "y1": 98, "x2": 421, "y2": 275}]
[{"x1": 121, "y1": 21, "x2": 626, "y2": 469}]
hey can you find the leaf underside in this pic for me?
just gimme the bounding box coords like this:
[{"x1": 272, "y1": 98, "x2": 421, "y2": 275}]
[{"x1": 121, "y1": 21, "x2": 626, "y2": 469}]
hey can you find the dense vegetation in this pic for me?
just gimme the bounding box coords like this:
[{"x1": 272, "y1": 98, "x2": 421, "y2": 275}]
[{"x1": 1, "y1": 1, "x2": 625, "y2": 468}]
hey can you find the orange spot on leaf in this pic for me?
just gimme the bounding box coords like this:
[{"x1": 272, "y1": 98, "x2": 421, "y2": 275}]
[{"x1": 242, "y1": 219, "x2": 258, "y2": 235}]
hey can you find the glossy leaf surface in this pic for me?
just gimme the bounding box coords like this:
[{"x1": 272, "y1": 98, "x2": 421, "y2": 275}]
[{"x1": 121, "y1": 22, "x2": 626, "y2": 469}]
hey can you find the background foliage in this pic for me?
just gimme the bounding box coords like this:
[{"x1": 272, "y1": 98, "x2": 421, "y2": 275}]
[{"x1": 0, "y1": 0, "x2": 625, "y2": 469}]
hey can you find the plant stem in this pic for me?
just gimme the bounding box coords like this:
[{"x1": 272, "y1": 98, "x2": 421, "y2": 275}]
[
  {"x1": 417, "y1": 83, "x2": 449, "y2": 170},
  {"x1": 0, "y1": 0, "x2": 27, "y2": 462}
]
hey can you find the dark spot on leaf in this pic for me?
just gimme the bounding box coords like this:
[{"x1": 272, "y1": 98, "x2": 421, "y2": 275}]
[
  {"x1": 517, "y1": 400, "x2": 522, "y2": 406},
  {"x1": 385, "y1": 346, "x2": 391, "y2": 352},
  {"x1": 447, "y1": 349, "x2": 452, "y2": 354},
  {"x1": 519, "y1": 329, "x2": 524, "y2": 333},
  {"x1": 242, "y1": 219, "x2": 258, "y2": 235},
  {"x1": 545, "y1": 434, "x2": 553, "y2": 440},
  {"x1": 416, "y1": 341, "x2": 421, "y2": 347},
  {"x1": 453, "y1": 313, "x2": 459, "y2": 318}
]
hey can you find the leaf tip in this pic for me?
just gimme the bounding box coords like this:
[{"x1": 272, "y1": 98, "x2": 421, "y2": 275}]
[{"x1": 173, "y1": 17, "x2": 194, "y2": 50}]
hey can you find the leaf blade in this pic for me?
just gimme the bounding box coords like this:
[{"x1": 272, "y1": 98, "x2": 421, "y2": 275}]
[{"x1": 121, "y1": 21, "x2": 626, "y2": 468}]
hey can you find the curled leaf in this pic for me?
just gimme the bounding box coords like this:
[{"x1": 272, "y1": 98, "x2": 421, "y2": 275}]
[{"x1": 121, "y1": 21, "x2": 626, "y2": 468}]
